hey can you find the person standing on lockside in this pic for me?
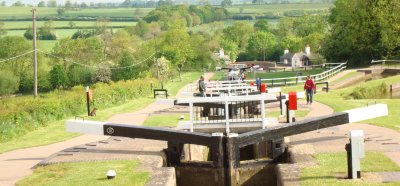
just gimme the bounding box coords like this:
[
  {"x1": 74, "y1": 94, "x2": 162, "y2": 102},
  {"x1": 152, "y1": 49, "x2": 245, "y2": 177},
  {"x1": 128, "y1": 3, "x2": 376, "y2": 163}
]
[{"x1": 304, "y1": 75, "x2": 316, "y2": 104}]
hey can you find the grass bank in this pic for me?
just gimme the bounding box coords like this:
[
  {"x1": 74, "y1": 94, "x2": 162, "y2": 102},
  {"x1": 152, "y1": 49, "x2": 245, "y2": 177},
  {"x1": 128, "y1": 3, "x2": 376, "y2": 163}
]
[
  {"x1": 0, "y1": 98, "x2": 153, "y2": 153},
  {"x1": 143, "y1": 114, "x2": 189, "y2": 128},
  {"x1": 17, "y1": 160, "x2": 149, "y2": 186},
  {"x1": 0, "y1": 72, "x2": 201, "y2": 153},
  {"x1": 314, "y1": 75, "x2": 400, "y2": 131},
  {"x1": 301, "y1": 152, "x2": 400, "y2": 186}
]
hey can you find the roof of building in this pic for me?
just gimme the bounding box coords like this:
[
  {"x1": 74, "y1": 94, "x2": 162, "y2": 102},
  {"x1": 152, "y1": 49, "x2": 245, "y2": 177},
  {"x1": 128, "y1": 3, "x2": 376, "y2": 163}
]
[{"x1": 280, "y1": 52, "x2": 294, "y2": 59}]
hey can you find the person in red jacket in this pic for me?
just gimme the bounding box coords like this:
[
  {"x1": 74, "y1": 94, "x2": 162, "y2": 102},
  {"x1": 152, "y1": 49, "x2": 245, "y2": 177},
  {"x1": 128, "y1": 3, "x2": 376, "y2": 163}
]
[{"x1": 304, "y1": 75, "x2": 316, "y2": 104}]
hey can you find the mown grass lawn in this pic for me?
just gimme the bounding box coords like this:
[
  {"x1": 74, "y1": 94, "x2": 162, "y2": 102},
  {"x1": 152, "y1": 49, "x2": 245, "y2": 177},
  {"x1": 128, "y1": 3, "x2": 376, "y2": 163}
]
[
  {"x1": 330, "y1": 71, "x2": 360, "y2": 85},
  {"x1": 17, "y1": 160, "x2": 149, "y2": 186},
  {"x1": 143, "y1": 114, "x2": 189, "y2": 128},
  {"x1": 301, "y1": 152, "x2": 400, "y2": 186}
]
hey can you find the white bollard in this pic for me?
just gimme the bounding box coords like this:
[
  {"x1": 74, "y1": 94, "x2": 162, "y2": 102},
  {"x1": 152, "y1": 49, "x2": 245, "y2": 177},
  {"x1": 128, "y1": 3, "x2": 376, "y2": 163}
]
[{"x1": 347, "y1": 130, "x2": 365, "y2": 179}]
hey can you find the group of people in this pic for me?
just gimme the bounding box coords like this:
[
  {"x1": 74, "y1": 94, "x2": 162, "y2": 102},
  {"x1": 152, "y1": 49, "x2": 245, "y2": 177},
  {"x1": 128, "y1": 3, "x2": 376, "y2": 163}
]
[{"x1": 198, "y1": 75, "x2": 316, "y2": 104}]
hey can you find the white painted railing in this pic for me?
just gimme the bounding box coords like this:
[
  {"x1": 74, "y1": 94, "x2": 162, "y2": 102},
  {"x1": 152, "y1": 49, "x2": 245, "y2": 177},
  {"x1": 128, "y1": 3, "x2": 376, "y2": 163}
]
[
  {"x1": 176, "y1": 95, "x2": 277, "y2": 133},
  {"x1": 186, "y1": 62, "x2": 347, "y2": 92}
]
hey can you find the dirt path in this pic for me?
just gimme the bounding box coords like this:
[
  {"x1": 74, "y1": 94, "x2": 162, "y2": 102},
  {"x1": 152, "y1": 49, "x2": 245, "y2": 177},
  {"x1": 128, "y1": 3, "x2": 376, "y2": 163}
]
[{"x1": 0, "y1": 72, "x2": 214, "y2": 186}]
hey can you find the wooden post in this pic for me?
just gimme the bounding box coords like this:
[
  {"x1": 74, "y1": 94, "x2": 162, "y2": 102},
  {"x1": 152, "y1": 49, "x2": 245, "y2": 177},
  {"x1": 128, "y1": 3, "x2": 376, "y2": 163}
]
[
  {"x1": 86, "y1": 86, "x2": 90, "y2": 116},
  {"x1": 32, "y1": 8, "x2": 38, "y2": 97}
]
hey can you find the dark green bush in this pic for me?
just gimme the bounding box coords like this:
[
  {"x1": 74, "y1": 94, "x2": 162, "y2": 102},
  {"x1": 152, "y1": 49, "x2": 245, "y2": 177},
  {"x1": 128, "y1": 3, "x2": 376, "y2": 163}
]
[
  {"x1": 350, "y1": 82, "x2": 388, "y2": 99},
  {"x1": 0, "y1": 71, "x2": 19, "y2": 96}
]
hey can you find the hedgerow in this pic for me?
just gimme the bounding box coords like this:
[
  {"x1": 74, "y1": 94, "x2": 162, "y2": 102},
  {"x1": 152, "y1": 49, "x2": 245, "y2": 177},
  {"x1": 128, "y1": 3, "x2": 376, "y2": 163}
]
[{"x1": 0, "y1": 77, "x2": 156, "y2": 142}]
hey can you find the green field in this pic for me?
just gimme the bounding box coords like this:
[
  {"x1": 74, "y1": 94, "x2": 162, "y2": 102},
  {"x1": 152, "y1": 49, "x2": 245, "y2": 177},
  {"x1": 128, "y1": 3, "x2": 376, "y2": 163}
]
[
  {"x1": 188, "y1": 19, "x2": 279, "y2": 34},
  {"x1": 226, "y1": 3, "x2": 333, "y2": 14},
  {"x1": 2, "y1": 21, "x2": 136, "y2": 29},
  {"x1": 0, "y1": 7, "x2": 153, "y2": 19}
]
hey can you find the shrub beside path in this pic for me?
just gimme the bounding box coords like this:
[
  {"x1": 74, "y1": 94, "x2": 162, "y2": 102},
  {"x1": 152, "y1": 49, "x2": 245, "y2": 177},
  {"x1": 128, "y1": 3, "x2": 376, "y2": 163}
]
[{"x1": 0, "y1": 73, "x2": 213, "y2": 186}]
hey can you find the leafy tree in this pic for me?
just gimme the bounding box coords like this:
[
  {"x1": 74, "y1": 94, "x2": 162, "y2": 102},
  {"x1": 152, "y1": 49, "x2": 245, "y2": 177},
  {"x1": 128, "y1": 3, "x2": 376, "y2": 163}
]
[
  {"x1": 94, "y1": 18, "x2": 109, "y2": 35},
  {"x1": 220, "y1": 21, "x2": 253, "y2": 58},
  {"x1": 65, "y1": 0, "x2": 72, "y2": 9},
  {"x1": 160, "y1": 29, "x2": 194, "y2": 67},
  {"x1": 12, "y1": 1, "x2": 24, "y2": 6},
  {"x1": 322, "y1": 0, "x2": 400, "y2": 66},
  {"x1": 152, "y1": 56, "x2": 170, "y2": 80},
  {"x1": 127, "y1": 20, "x2": 149, "y2": 38},
  {"x1": 67, "y1": 64, "x2": 92, "y2": 87},
  {"x1": 57, "y1": 8, "x2": 65, "y2": 16},
  {"x1": 252, "y1": 0, "x2": 263, "y2": 5},
  {"x1": 246, "y1": 31, "x2": 277, "y2": 61},
  {"x1": 221, "y1": 0, "x2": 232, "y2": 7},
  {"x1": 121, "y1": 0, "x2": 131, "y2": 7},
  {"x1": 107, "y1": 30, "x2": 140, "y2": 60},
  {"x1": 47, "y1": 0, "x2": 57, "y2": 7},
  {"x1": 52, "y1": 37, "x2": 103, "y2": 68},
  {"x1": 38, "y1": 20, "x2": 57, "y2": 40},
  {"x1": 1, "y1": 1, "x2": 6, "y2": 6},
  {"x1": 23, "y1": 26, "x2": 34, "y2": 40},
  {"x1": 92, "y1": 65, "x2": 112, "y2": 83},
  {"x1": 0, "y1": 36, "x2": 31, "y2": 74},
  {"x1": 254, "y1": 19, "x2": 269, "y2": 32},
  {"x1": 71, "y1": 29, "x2": 95, "y2": 39},
  {"x1": 37, "y1": 1, "x2": 45, "y2": 7},
  {"x1": 49, "y1": 65, "x2": 69, "y2": 89},
  {"x1": 281, "y1": 34, "x2": 303, "y2": 53},
  {"x1": 220, "y1": 39, "x2": 239, "y2": 62},
  {"x1": 0, "y1": 22, "x2": 7, "y2": 37},
  {"x1": 111, "y1": 52, "x2": 137, "y2": 81},
  {"x1": 80, "y1": 2, "x2": 87, "y2": 8},
  {"x1": 0, "y1": 71, "x2": 19, "y2": 96}
]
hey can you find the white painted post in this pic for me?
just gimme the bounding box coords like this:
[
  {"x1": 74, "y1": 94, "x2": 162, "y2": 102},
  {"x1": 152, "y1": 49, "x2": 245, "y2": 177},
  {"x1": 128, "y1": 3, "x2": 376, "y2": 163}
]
[
  {"x1": 349, "y1": 130, "x2": 365, "y2": 179},
  {"x1": 189, "y1": 102, "x2": 194, "y2": 132},
  {"x1": 225, "y1": 100, "x2": 230, "y2": 134},
  {"x1": 260, "y1": 100, "x2": 266, "y2": 129}
]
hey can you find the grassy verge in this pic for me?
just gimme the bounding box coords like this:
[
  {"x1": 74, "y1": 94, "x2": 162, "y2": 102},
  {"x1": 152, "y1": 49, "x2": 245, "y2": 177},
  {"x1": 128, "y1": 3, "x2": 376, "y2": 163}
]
[
  {"x1": 163, "y1": 71, "x2": 202, "y2": 96},
  {"x1": 17, "y1": 160, "x2": 149, "y2": 186},
  {"x1": 315, "y1": 75, "x2": 400, "y2": 131},
  {"x1": 0, "y1": 98, "x2": 153, "y2": 153},
  {"x1": 209, "y1": 71, "x2": 225, "y2": 81},
  {"x1": 301, "y1": 152, "x2": 400, "y2": 186},
  {"x1": 0, "y1": 72, "x2": 200, "y2": 153},
  {"x1": 330, "y1": 71, "x2": 359, "y2": 85},
  {"x1": 249, "y1": 69, "x2": 325, "y2": 79},
  {"x1": 143, "y1": 114, "x2": 189, "y2": 128}
]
